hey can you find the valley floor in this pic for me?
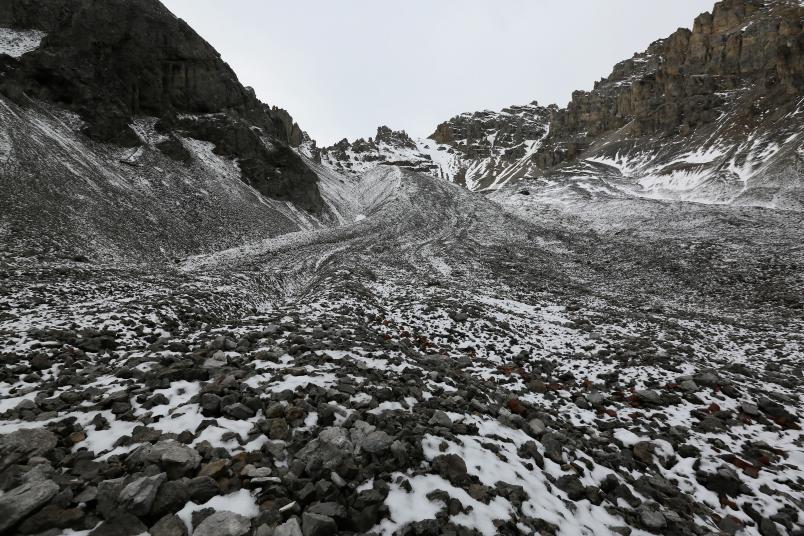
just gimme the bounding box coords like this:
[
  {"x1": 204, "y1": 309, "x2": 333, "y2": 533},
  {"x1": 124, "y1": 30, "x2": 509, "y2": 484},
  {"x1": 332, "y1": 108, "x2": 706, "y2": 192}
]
[{"x1": 1, "y1": 168, "x2": 803, "y2": 536}]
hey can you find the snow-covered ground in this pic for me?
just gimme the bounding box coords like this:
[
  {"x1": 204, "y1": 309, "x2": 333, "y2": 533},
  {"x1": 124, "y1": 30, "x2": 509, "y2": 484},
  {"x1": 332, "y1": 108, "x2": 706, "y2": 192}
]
[{"x1": 1, "y1": 164, "x2": 802, "y2": 536}]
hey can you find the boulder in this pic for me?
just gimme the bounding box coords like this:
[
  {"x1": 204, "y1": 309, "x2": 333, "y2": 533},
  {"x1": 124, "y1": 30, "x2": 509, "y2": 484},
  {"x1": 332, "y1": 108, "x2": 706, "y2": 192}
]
[
  {"x1": 0, "y1": 479, "x2": 59, "y2": 533},
  {"x1": 275, "y1": 518, "x2": 303, "y2": 536},
  {"x1": 144, "y1": 441, "x2": 202, "y2": 478},
  {"x1": 432, "y1": 454, "x2": 468, "y2": 485},
  {"x1": 192, "y1": 511, "x2": 251, "y2": 536},
  {"x1": 151, "y1": 514, "x2": 189, "y2": 536},
  {"x1": 302, "y1": 512, "x2": 337, "y2": 536},
  {"x1": 118, "y1": 472, "x2": 167, "y2": 516},
  {"x1": 0, "y1": 428, "x2": 58, "y2": 460},
  {"x1": 295, "y1": 427, "x2": 353, "y2": 469}
]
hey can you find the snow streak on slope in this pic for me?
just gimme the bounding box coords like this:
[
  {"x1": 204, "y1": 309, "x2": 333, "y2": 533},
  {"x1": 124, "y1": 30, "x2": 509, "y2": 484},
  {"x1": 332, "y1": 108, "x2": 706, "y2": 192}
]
[
  {"x1": 0, "y1": 97, "x2": 321, "y2": 260},
  {"x1": 0, "y1": 28, "x2": 46, "y2": 58}
]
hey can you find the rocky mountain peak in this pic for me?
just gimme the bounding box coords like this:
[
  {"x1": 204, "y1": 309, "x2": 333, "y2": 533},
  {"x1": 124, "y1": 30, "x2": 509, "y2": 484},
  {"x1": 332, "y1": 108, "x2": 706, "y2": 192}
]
[
  {"x1": 316, "y1": 101, "x2": 556, "y2": 191},
  {"x1": 374, "y1": 125, "x2": 417, "y2": 149},
  {"x1": 429, "y1": 101, "x2": 550, "y2": 146},
  {"x1": 317, "y1": 126, "x2": 439, "y2": 177}
]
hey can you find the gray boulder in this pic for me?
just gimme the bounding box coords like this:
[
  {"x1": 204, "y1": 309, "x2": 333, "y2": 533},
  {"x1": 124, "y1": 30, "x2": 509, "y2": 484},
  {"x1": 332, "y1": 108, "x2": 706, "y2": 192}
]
[
  {"x1": 639, "y1": 506, "x2": 667, "y2": 530},
  {"x1": 295, "y1": 427, "x2": 353, "y2": 469},
  {"x1": 193, "y1": 511, "x2": 251, "y2": 536},
  {"x1": 635, "y1": 390, "x2": 661, "y2": 405},
  {"x1": 118, "y1": 472, "x2": 167, "y2": 516},
  {"x1": 274, "y1": 517, "x2": 303, "y2": 536},
  {"x1": 528, "y1": 418, "x2": 546, "y2": 435},
  {"x1": 428, "y1": 410, "x2": 452, "y2": 427},
  {"x1": 0, "y1": 479, "x2": 59, "y2": 533},
  {"x1": 361, "y1": 430, "x2": 393, "y2": 454},
  {"x1": 151, "y1": 514, "x2": 189, "y2": 536},
  {"x1": 0, "y1": 428, "x2": 58, "y2": 460},
  {"x1": 302, "y1": 512, "x2": 337, "y2": 536},
  {"x1": 144, "y1": 441, "x2": 202, "y2": 478}
]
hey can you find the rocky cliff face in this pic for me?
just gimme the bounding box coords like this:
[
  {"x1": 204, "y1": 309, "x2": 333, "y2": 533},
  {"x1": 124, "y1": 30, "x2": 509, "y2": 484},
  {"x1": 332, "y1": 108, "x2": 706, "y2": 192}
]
[
  {"x1": 383, "y1": 0, "x2": 802, "y2": 207},
  {"x1": 0, "y1": 0, "x2": 322, "y2": 212},
  {"x1": 496, "y1": 0, "x2": 803, "y2": 209},
  {"x1": 535, "y1": 0, "x2": 803, "y2": 168},
  {"x1": 427, "y1": 102, "x2": 553, "y2": 190}
]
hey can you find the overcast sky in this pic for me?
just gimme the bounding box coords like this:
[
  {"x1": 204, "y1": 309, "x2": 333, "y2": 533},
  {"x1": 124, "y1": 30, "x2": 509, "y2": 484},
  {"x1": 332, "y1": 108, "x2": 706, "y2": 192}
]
[{"x1": 161, "y1": 0, "x2": 712, "y2": 146}]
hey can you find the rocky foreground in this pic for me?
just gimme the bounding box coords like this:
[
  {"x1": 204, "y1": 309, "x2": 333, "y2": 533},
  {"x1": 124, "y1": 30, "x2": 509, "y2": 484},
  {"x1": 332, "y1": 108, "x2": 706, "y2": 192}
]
[{"x1": 1, "y1": 168, "x2": 803, "y2": 536}]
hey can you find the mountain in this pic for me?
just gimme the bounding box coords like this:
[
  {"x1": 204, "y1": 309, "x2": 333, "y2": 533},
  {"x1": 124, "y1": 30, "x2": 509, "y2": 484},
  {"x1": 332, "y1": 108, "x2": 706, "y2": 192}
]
[
  {"x1": 0, "y1": 2, "x2": 803, "y2": 536},
  {"x1": 0, "y1": 0, "x2": 325, "y2": 260},
  {"x1": 317, "y1": 103, "x2": 553, "y2": 192},
  {"x1": 515, "y1": 0, "x2": 804, "y2": 209},
  {"x1": 324, "y1": 0, "x2": 804, "y2": 209},
  {"x1": 427, "y1": 102, "x2": 553, "y2": 190}
]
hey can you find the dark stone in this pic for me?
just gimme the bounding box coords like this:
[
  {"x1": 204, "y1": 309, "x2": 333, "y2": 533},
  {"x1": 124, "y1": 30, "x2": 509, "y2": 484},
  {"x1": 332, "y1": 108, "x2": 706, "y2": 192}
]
[
  {"x1": 186, "y1": 477, "x2": 219, "y2": 503},
  {"x1": 699, "y1": 467, "x2": 744, "y2": 497},
  {"x1": 16, "y1": 504, "x2": 85, "y2": 534},
  {"x1": 555, "y1": 474, "x2": 586, "y2": 501},
  {"x1": 431, "y1": 454, "x2": 468, "y2": 485},
  {"x1": 0, "y1": 479, "x2": 60, "y2": 533},
  {"x1": 89, "y1": 511, "x2": 148, "y2": 536},
  {"x1": 192, "y1": 511, "x2": 250, "y2": 536},
  {"x1": 302, "y1": 512, "x2": 337, "y2": 536},
  {"x1": 151, "y1": 480, "x2": 190, "y2": 518},
  {"x1": 151, "y1": 514, "x2": 189, "y2": 536}
]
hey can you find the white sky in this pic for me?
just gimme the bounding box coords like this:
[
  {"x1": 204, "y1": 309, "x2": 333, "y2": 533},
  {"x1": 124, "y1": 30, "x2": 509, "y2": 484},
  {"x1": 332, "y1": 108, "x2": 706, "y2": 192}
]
[{"x1": 161, "y1": 0, "x2": 712, "y2": 146}]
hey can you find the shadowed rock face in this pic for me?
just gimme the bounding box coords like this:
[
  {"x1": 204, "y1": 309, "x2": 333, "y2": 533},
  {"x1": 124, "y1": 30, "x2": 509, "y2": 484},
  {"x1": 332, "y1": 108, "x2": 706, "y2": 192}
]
[{"x1": 0, "y1": 0, "x2": 322, "y2": 212}]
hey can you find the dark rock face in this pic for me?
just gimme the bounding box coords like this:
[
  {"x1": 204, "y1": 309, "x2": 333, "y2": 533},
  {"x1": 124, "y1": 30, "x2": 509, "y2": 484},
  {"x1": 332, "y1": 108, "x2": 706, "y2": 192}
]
[
  {"x1": 0, "y1": 0, "x2": 322, "y2": 212},
  {"x1": 535, "y1": 0, "x2": 804, "y2": 170},
  {"x1": 1, "y1": 0, "x2": 245, "y2": 142},
  {"x1": 173, "y1": 114, "x2": 322, "y2": 212}
]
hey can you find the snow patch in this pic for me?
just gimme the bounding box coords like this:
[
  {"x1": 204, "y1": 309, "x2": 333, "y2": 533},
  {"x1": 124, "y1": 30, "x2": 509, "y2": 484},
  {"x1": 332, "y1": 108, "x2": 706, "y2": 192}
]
[{"x1": 0, "y1": 28, "x2": 47, "y2": 58}]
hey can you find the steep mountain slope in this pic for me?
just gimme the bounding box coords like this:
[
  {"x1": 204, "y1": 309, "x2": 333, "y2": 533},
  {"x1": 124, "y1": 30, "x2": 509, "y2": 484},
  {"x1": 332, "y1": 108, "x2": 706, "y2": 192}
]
[
  {"x1": 0, "y1": 97, "x2": 324, "y2": 261},
  {"x1": 0, "y1": 0, "x2": 326, "y2": 260},
  {"x1": 322, "y1": 0, "x2": 804, "y2": 208}
]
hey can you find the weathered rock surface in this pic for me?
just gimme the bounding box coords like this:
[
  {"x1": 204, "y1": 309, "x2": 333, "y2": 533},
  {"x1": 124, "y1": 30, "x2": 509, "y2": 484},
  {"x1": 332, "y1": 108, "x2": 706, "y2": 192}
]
[
  {"x1": 193, "y1": 511, "x2": 251, "y2": 536},
  {"x1": 0, "y1": 480, "x2": 59, "y2": 533}
]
